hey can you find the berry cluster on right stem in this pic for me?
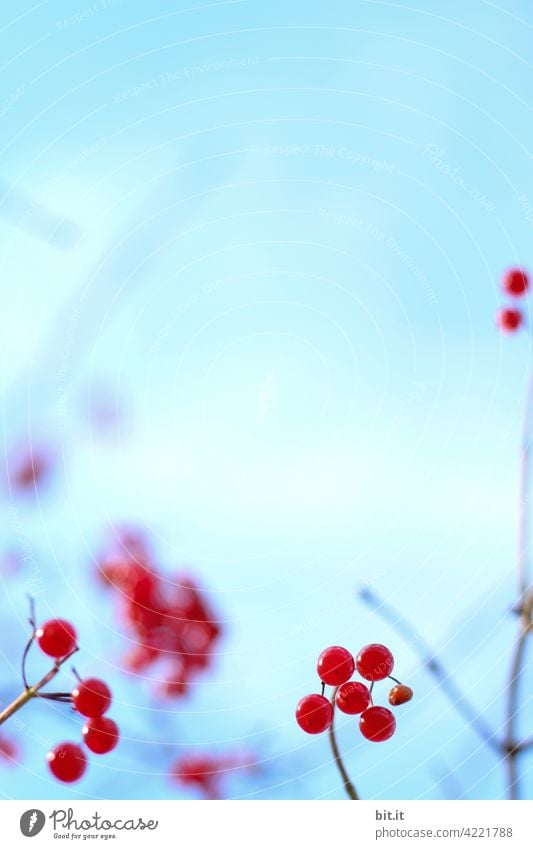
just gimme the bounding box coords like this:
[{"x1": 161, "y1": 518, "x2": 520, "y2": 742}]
[
  {"x1": 296, "y1": 643, "x2": 413, "y2": 744},
  {"x1": 497, "y1": 267, "x2": 529, "y2": 333}
]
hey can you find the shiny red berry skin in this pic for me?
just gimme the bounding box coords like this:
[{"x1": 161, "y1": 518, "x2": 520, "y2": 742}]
[
  {"x1": 317, "y1": 646, "x2": 355, "y2": 686},
  {"x1": 47, "y1": 742, "x2": 87, "y2": 782},
  {"x1": 356, "y1": 643, "x2": 394, "y2": 681},
  {"x1": 82, "y1": 716, "x2": 119, "y2": 754},
  {"x1": 389, "y1": 684, "x2": 413, "y2": 706},
  {"x1": 502, "y1": 268, "x2": 529, "y2": 297},
  {"x1": 335, "y1": 681, "x2": 371, "y2": 715},
  {"x1": 359, "y1": 706, "x2": 396, "y2": 742},
  {"x1": 72, "y1": 678, "x2": 112, "y2": 718},
  {"x1": 497, "y1": 307, "x2": 522, "y2": 333},
  {"x1": 295, "y1": 694, "x2": 333, "y2": 734},
  {"x1": 36, "y1": 619, "x2": 77, "y2": 658}
]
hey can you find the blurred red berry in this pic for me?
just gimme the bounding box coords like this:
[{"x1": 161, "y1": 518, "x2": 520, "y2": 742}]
[
  {"x1": 0, "y1": 734, "x2": 18, "y2": 762},
  {"x1": 9, "y1": 445, "x2": 55, "y2": 494},
  {"x1": 72, "y1": 678, "x2": 111, "y2": 718},
  {"x1": 97, "y1": 554, "x2": 134, "y2": 588},
  {"x1": 295, "y1": 693, "x2": 333, "y2": 734},
  {"x1": 502, "y1": 267, "x2": 529, "y2": 297},
  {"x1": 47, "y1": 742, "x2": 87, "y2": 782},
  {"x1": 497, "y1": 307, "x2": 523, "y2": 333},
  {"x1": 159, "y1": 679, "x2": 188, "y2": 698},
  {"x1": 335, "y1": 681, "x2": 371, "y2": 715},
  {"x1": 124, "y1": 644, "x2": 160, "y2": 672},
  {"x1": 359, "y1": 706, "x2": 396, "y2": 742},
  {"x1": 36, "y1": 619, "x2": 77, "y2": 658},
  {"x1": 356, "y1": 643, "x2": 394, "y2": 681},
  {"x1": 170, "y1": 752, "x2": 253, "y2": 799},
  {"x1": 82, "y1": 717, "x2": 119, "y2": 754},
  {"x1": 98, "y1": 529, "x2": 221, "y2": 698},
  {"x1": 317, "y1": 646, "x2": 355, "y2": 686},
  {"x1": 389, "y1": 684, "x2": 413, "y2": 706}
]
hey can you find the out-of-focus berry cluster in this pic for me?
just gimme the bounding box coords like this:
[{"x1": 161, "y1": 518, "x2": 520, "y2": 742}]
[
  {"x1": 497, "y1": 267, "x2": 529, "y2": 333},
  {"x1": 170, "y1": 751, "x2": 255, "y2": 799},
  {"x1": 96, "y1": 527, "x2": 222, "y2": 697}
]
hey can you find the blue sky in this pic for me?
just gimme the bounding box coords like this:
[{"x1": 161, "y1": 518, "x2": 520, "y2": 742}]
[{"x1": 0, "y1": 0, "x2": 532, "y2": 800}]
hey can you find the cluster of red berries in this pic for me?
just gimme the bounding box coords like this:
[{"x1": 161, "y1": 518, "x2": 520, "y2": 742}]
[
  {"x1": 296, "y1": 644, "x2": 413, "y2": 742},
  {"x1": 170, "y1": 751, "x2": 255, "y2": 799},
  {"x1": 496, "y1": 268, "x2": 529, "y2": 333},
  {"x1": 35, "y1": 619, "x2": 119, "y2": 783},
  {"x1": 97, "y1": 528, "x2": 221, "y2": 697}
]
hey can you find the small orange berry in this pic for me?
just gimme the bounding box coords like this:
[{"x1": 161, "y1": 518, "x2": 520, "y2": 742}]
[{"x1": 388, "y1": 684, "x2": 413, "y2": 706}]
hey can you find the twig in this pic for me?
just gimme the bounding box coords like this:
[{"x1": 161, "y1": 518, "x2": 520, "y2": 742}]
[
  {"x1": 516, "y1": 372, "x2": 533, "y2": 598},
  {"x1": 328, "y1": 687, "x2": 359, "y2": 800},
  {"x1": 503, "y1": 626, "x2": 529, "y2": 799},
  {"x1": 357, "y1": 587, "x2": 501, "y2": 753},
  {"x1": 20, "y1": 633, "x2": 34, "y2": 690},
  {"x1": 515, "y1": 736, "x2": 533, "y2": 752},
  {"x1": 0, "y1": 647, "x2": 77, "y2": 726},
  {"x1": 504, "y1": 369, "x2": 533, "y2": 799}
]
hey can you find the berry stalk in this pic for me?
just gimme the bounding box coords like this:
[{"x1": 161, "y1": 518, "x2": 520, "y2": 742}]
[
  {"x1": 328, "y1": 687, "x2": 359, "y2": 801},
  {"x1": 0, "y1": 647, "x2": 77, "y2": 727},
  {"x1": 516, "y1": 370, "x2": 533, "y2": 600},
  {"x1": 357, "y1": 587, "x2": 500, "y2": 752},
  {"x1": 504, "y1": 363, "x2": 533, "y2": 799},
  {"x1": 503, "y1": 627, "x2": 529, "y2": 799}
]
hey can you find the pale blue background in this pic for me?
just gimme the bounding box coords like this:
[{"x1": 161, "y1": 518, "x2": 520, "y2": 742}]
[{"x1": 0, "y1": 0, "x2": 531, "y2": 800}]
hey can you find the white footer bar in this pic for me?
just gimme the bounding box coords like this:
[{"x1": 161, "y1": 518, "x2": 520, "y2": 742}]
[{"x1": 4, "y1": 800, "x2": 531, "y2": 848}]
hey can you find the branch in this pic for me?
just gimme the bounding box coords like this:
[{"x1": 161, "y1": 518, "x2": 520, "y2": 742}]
[
  {"x1": 503, "y1": 625, "x2": 529, "y2": 799},
  {"x1": 515, "y1": 735, "x2": 533, "y2": 753},
  {"x1": 516, "y1": 372, "x2": 533, "y2": 598},
  {"x1": 357, "y1": 587, "x2": 501, "y2": 753},
  {"x1": 0, "y1": 647, "x2": 77, "y2": 727},
  {"x1": 503, "y1": 369, "x2": 533, "y2": 799},
  {"x1": 328, "y1": 687, "x2": 359, "y2": 800}
]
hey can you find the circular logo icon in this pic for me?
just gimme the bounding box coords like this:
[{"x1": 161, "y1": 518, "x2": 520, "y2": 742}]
[{"x1": 20, "y1": 810, "x2": 46, "y2": 837}]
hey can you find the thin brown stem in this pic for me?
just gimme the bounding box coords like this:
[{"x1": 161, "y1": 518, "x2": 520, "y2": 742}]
[
  {"x1": 357, "y1": 587, "x2": 501, "y2": 753},
  {"x1": 0, "y1": 647, "x2": 78, "y2": 727},
  {"x1": 504, "y1": 627, "x2": 528, "y2": 800},
  {"x1": 517, "y1": 372, "x2": 533, "y2": 598},
  {"x1": 515, "y1": 736, "x2": 533, "y2": 752},
  {"x1": 328, "y1": 687, "x2": 359, "y2": 800},
  {"x1": 0, "y1": 688, "x2": 36, "y2": 725},
  {"x1": 504, "y1": 370, "x2": 533, "y2": 799},
  {"x1": 21, "y1": 633, "x2": 34, "y2": 689}
]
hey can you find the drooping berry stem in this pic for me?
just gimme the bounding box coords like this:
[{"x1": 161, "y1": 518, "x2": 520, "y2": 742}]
[
  {"x1": 516, "y1": 371, "x2": 533, "y2": 600},
  {"x1": 328, "y1": 687, "x2": 359, "y2": 800},
  {"x1": 358, "y1": 587, "x2": 500, "y2": 752},
  {"x1": 0, "y1": 647, "x2": 77, "y2": 727},
  {"x1": 503, "y1": 369, "x2": 533, "y2": 799}
]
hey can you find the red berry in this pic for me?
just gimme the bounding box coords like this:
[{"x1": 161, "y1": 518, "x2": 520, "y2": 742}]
[
  {"x1": 72, "y1": 678, "x2": 112, "y2": 718},
  {"x1": 317, "y1": 646, "x2": 355, "y2": 686},
  {"x1": 36, "y1": 619, "x2": 77, "y2": 658},
  {"x1": 502, "y1": 268, "x2": 529, "y2": 297},
  {"x1": 389, "y1": 684, "x2": 413, "y2": 706},
  {"x1": 10, "y1": 444, "x2": 55, "y2": 493},
  {"x1": 356, "y1": 643, "x2": 394, "y2": 681},
  {"x1": 359, "y1": 706, "x2": 396, "y2": 742},
  {"x1": 497, "y1": 307, "x2": 522, "y2": 333},
  {"x1": 295, "y1": 694, "x2": 333, "y2": 734},
  {"x1": 335, "y1": 681, "x2": 371, "y2": 715},
  {"x1": 82, "y1": 716, "x2": 119, "y2": 754},
  {"x1": 47, "y1": 742, "x2": 87, "y2": 782},
  {"x1": 0, "y1": 734, "x2": 18, "y2": 762}
]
